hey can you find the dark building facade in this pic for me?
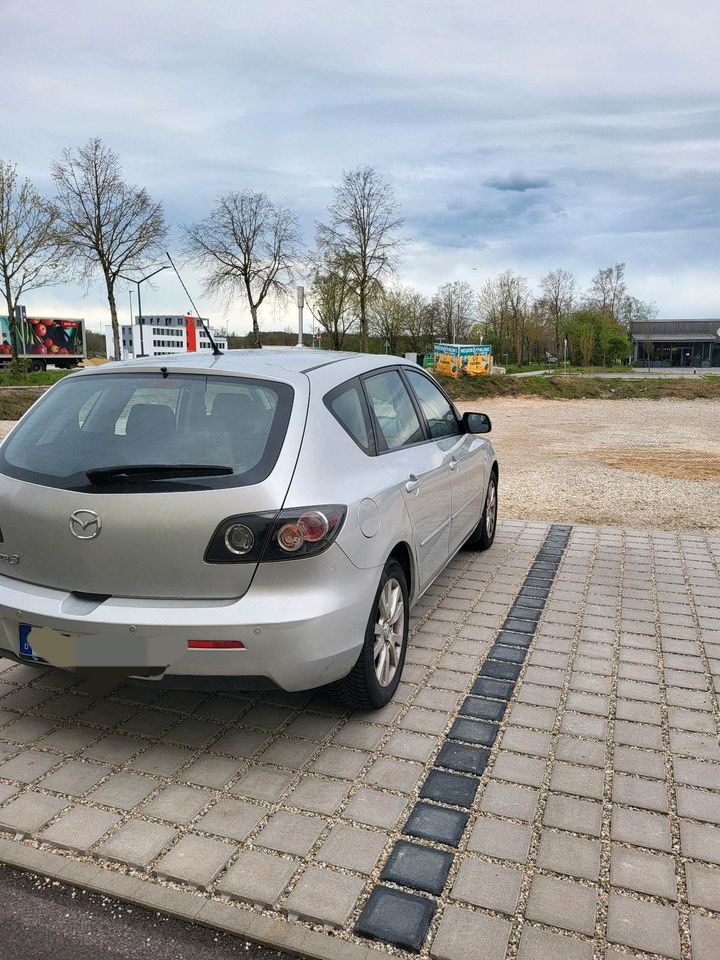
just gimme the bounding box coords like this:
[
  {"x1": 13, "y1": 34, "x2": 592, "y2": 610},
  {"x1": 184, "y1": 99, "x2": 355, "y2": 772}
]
[{"x1": 631, "y1": 318, "x2": 720, "y2": 368}]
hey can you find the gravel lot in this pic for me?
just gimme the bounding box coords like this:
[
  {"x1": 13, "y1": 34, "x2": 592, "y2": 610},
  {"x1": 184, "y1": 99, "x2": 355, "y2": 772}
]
[
  {"x1": 2, "y1": 397, "x2": 719, "y2": 534},
  {"x1": 456, "y1": 398, "x2": 720, "y2": 535}
]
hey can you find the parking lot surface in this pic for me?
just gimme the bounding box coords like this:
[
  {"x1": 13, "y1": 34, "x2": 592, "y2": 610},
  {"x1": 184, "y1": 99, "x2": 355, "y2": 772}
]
[{"x1": 0, "y1": 520, "x2": 719, "y2": 959}]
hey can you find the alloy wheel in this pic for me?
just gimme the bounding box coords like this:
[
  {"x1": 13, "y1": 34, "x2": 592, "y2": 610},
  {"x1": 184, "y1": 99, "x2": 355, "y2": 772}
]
[
  {"x1": 373, "y1": 577, "x2": 405, "y2": 687},
  {"x1": 485, "y1": 479, "x2": 497, "y2": 539}
]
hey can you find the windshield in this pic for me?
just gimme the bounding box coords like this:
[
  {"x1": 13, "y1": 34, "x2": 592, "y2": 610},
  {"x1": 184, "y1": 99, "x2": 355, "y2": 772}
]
[{"x1": 0, "y1": 372, "x2": 294, "y2": 491}]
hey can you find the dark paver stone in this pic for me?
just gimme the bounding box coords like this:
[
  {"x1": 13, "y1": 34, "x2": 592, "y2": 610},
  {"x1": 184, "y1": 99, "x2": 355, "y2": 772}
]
[
  {"x1": 513, "y1": 595, "x2": 546, "y2": 610},
  {"x1": 420, "y1": 770, "x2": 479, "y2": 808},
  {"x1": 460, "y1": 696, "x2": 507, "y2": 721},
  {"x1": 519, "y1": 588, "x2": 550, "y2": 602},
  {"x1": 471, "y1": 677, "x2": 514, "y2": 700},
  {"x1": 403, "y1": 802, "x2": 469, "y2": 847},
  {"x1": 435, "y1": 742, "x2": 490, "y2": 775},
  {"x1": 502, "y1": 618, "x2": 536, "y2": 635},
  {"x1": 489, "y1": 644, "x2": 527, "y2": 664},
  {"x1": 525, "y1": 574, "x2": 554, "y2": 586},
  {"x1": 381, "y1": 840, "x2": 453, "y2": 895},
  {"x1": 448, "y1": 718, "x2": 498, "y2": 747},
  {"x1": 496, "y1": 630, "x2": 534, "y2": 648},
  {"x1": 480, "y1": 660, "x2": 522, "y2": 681},
  {"x1": 509, "y1": 605, "x2": 543, "y2": 621},
  {"x1": 355, "y1": 885, "x2": 436, "y2": 953}
]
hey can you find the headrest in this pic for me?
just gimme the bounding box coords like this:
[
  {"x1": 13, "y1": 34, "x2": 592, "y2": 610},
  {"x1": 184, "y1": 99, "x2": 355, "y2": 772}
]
[
  {"x1": 125, "y1": 403, "x2": 176, "y2": 438},
  {"x1": 210, "y1": 393, "x2": 256, "y2": 424}
]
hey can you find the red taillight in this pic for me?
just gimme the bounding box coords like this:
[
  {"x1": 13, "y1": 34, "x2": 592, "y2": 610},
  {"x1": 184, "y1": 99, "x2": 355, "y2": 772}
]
[
  {"x1": 298, "y1": 511, "x2": 329, "y2": 542},
  {"x1": 187, "y1": 640, "x2": 245, "y2": 649},
  {"x1": 205, "y1": 505, "x2": 346, "y2": 563}
]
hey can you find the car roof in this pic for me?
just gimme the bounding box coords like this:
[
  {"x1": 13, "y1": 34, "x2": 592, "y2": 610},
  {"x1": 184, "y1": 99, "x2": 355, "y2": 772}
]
[{"x1": 76, "y1": 348, "x2": 413, "y2": 382}]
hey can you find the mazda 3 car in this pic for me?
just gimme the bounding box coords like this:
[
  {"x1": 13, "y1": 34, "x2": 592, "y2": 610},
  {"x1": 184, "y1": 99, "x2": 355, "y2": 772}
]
[{"x1": 0, "y1": 350, "x2": 497, "y2": 708}]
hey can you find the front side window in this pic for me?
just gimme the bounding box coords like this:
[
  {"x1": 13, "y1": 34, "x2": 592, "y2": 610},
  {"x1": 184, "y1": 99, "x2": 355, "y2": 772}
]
[
  {"x1": 405, "y1": 369, "x2": 460, "y2": 439},
  {"x1": 0, "y1": 372, "x2": 293, "y2": 491},
  {"x1": 364, "y1": 370, "x2": 424, "y2": 450}
]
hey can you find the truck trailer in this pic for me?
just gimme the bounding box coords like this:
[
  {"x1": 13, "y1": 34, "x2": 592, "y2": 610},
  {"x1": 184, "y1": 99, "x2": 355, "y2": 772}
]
[{"x1": 0, "y1": 313, "x2": 86, "y2": 371}]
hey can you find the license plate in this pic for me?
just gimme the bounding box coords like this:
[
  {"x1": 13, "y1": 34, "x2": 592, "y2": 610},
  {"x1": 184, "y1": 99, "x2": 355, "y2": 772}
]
[{"x1": 19, "y1": 624, "x2": 46, "y2": 663}]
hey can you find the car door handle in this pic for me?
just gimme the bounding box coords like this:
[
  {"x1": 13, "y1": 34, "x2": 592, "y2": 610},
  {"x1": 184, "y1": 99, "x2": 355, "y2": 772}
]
[
  {"x1": 449, "y1": 457, "x2": 458, "y2": 471},
  {"x1": 405, "y1": 475, "x2": 420, "y2": 494}
]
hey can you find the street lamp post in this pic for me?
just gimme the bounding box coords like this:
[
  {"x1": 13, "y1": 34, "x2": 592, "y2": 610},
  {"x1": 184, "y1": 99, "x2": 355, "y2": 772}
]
[
  {"x1": 127, "y1": 291, "x2": 134, "y2": 357},
  {"x1": 119, "y1": 265, "x2": 171, "y2": 358}
]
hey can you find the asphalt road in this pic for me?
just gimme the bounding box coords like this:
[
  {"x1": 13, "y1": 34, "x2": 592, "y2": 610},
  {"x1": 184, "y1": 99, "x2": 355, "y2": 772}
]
[{"x1": 0, "y1": 864, "x2": 293, "y2": 960}]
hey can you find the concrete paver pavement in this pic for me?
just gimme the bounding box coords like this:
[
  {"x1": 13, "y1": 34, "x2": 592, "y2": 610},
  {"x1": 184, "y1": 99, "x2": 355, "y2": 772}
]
[{"x1": 0, "y1": 519, "x2": 719, "y2": 958}]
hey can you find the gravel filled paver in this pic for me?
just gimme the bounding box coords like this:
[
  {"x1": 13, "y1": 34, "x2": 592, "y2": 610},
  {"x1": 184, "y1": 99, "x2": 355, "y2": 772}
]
[{"x1": 0, "y1": 519, "x2": 719, "y2": 959}]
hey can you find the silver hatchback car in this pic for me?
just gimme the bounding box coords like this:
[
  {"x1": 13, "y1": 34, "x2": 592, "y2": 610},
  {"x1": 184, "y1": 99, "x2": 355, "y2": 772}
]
[{"x1": 0, "y1": 350, "x2": 497, "y2": 708}]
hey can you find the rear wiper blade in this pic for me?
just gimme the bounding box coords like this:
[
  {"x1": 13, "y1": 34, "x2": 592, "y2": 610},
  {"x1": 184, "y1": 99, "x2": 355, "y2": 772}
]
[{"x1": 86, "y1": 464, "x2": 234, "y2": 484}]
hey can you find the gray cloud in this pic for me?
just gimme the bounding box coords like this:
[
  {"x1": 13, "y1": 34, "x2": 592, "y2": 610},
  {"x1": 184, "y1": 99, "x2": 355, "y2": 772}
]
[
  {"x1": 3, "y1": 0, "x2": 720, "y2": 327},
  {"x1": 484, "y1": 174, "x2": 553, "y2": 192}
]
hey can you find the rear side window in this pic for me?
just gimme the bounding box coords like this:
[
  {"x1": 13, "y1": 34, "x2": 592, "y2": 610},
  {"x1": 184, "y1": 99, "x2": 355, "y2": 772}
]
[
  {"x1": 0, "y1": 372, "x2": 293, "y2": 491},
  {"x1": 405, "y1": 369, "x2": 460, "y2": 439},
  {"x1": 363, "y1": 370, "x2": 425, "y2": 451},
  {"x1": 325, "y1": 379, "x2": 374, "y2": 454}
]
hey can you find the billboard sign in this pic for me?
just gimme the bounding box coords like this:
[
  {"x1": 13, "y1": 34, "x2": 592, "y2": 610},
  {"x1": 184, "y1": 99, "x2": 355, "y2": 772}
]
[
  {"x1": 0, "y1": 316, "x2": 85, "y2": 358},
  {"x1": 433, "y1": 342, "x2": 493, "y2": 378}
]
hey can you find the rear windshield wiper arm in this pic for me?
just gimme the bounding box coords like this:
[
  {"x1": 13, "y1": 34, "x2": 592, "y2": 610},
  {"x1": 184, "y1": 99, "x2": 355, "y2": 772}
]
[{"x1": 86, "y1": 464, "x2": 234, "y2": 484}]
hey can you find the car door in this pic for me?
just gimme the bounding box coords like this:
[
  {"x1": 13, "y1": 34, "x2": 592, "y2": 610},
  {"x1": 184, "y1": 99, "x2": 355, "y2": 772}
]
[
  {"x1": 404, "y1": 368, "x2": 488, "y2": 554},
  {"x1": 362, "y1": 368, "x2": 452, "y2": 591}
]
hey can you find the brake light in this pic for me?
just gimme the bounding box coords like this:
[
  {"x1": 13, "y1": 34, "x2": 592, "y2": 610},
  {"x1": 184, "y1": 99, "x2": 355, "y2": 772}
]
[
  {"x1": 277, "y1": 511, "x2": 330, "y2": 553},
  {"x1": 187, "y1": 640, "x2": 245, "y2": 649},
  {"x1": 205, "y1": 505, "x2": 346, "y2": 564}
]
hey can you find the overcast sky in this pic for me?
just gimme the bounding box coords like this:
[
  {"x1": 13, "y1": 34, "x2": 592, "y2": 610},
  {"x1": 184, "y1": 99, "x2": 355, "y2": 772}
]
[{"x1": 5, "y1": 0, "x2": 720, "y2": 333}]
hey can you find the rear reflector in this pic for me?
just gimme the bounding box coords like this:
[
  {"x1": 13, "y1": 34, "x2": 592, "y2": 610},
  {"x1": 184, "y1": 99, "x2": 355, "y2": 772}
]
[{"x1": 187, "y1": 640, "x2": 245, "y2": 649}]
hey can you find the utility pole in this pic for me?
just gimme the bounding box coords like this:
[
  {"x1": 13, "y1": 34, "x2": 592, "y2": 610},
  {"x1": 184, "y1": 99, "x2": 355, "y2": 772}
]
[{"x1": 296, "y1": 286, "x2": 304, "y2": 348}]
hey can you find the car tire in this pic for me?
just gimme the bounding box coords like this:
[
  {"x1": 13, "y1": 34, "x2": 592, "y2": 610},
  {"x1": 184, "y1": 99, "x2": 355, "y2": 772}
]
[
  {"x1": 464, "y1": 470, "x2": 498, "y2": 551},
  {"x1": 329, "y1": 558, "x2": 409, "y2": 710}
]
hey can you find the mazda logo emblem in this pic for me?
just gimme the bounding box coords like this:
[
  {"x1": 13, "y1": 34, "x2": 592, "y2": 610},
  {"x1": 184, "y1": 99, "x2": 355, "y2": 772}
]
[{"x1": 69, "y1": 509, "x2": 102, "y2": 540}]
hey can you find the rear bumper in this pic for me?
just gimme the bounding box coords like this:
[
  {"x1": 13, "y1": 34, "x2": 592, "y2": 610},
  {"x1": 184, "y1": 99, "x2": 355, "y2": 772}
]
[{"x1": 0, "y1": 546, "x2": 377, "y2": 691}]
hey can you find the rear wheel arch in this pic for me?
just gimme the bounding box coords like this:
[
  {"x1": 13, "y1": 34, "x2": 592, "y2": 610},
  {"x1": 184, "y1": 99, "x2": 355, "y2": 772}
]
[{"x1": 388, "y1": 540, "x2": 413, "y2": 601}]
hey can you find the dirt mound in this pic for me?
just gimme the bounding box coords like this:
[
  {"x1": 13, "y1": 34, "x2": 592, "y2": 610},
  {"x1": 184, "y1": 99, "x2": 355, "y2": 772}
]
[{"x1": 589, "y1": 448, "x2": 720, "y2": 480}]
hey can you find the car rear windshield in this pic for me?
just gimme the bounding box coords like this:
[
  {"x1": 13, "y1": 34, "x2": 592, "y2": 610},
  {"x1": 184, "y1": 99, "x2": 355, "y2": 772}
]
[{"x1": 0, "y1": 372, "x2": 294, "y2": 491}]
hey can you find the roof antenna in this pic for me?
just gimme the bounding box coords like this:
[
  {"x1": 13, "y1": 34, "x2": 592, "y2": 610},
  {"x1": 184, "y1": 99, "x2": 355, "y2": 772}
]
[{"x1": 166, "y1": 252, "x2": 223, "y2": 356}]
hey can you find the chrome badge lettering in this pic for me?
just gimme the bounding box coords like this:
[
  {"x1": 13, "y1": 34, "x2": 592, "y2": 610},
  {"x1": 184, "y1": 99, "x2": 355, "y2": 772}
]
[{"x1": 0, "y1": 553, "x2": 19, "y2": 564}]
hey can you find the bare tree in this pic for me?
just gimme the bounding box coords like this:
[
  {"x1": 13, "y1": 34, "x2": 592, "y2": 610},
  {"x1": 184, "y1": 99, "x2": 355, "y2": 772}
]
[
  {"x1": 619, "y1": 294, "x2": 657, "y2": 328},
  {"x1": 479, "y1": 271, "x2": 531, "y2": 365},
  {"x1": 587, "y1": 263, "x2": 627, "y2": 323},
  {"x1": 539, "y1": 268, "x2": 575, "y2": 354},
  {"x1": 306, "y1": 256, "x2": 356, "y2": 350},
  {"x1": 433, "y1": 280, "x2": 476, "y2": 343},
  {"x1": 402, "y1": 288, "x2": 431, "y2": 354},
  {"x1": 185, "y1": 191, "x2": 300, "y2": 349},
  {"x1": 52, "y1": 138, "x2": 167, "y2": 361},
  {"x1": 0, "y1": 160, "x2": 62, "y2": 364},
  {"x1": 368, "y1": 284, "x2": 407, "y2": 356},
  {"x1": 317, "y1": 166, "x2": 403, "y2": 352}
]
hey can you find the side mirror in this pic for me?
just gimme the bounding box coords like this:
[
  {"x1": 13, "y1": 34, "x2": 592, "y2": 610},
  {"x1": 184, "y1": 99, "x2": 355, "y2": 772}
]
[{"x1": 462, "y1": 411, "x2": 491, "y2": 434}]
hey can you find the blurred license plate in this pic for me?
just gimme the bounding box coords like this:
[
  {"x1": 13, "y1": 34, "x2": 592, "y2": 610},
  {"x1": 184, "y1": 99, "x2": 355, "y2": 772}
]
[{"x1": 19, "y1": 624, "x2": 46, "y2": 663}]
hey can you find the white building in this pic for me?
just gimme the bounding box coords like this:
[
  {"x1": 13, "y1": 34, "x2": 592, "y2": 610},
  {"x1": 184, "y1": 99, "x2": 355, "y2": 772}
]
[{"x1": 105, "y1": 315, "x2": 228, "y2": 360}]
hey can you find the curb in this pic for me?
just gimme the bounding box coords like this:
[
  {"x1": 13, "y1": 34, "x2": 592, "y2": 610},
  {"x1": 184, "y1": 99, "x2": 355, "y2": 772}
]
[{"x1": 0, "y1": 837, "x2": 379, "y2": 960}]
